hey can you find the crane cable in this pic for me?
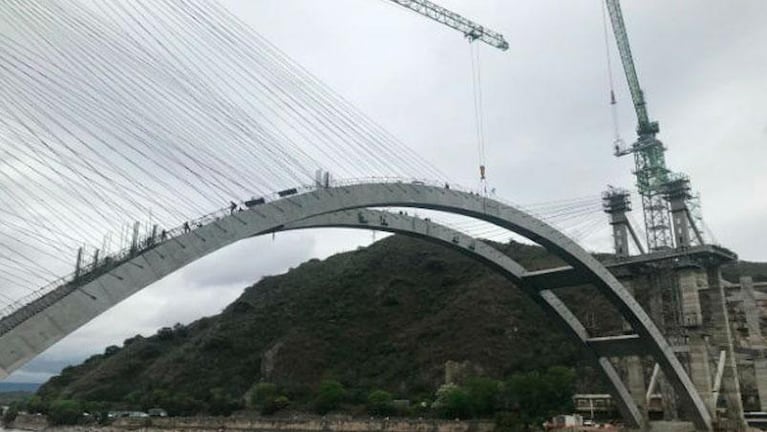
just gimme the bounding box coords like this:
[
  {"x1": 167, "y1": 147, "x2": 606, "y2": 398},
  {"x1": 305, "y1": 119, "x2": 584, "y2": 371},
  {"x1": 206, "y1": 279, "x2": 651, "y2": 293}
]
[
  {"x1": 469, "y1": 41, "x2": 488, "y2": 195},
  {"x1": 600, "y1": 0, "x2": 624, "y2": 154}
]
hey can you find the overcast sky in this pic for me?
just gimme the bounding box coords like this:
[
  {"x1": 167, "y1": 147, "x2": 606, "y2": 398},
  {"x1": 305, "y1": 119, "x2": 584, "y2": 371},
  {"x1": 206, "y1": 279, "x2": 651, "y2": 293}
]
[{"x1": 5, "y1": 0, "x2": 766, "y2": 383}]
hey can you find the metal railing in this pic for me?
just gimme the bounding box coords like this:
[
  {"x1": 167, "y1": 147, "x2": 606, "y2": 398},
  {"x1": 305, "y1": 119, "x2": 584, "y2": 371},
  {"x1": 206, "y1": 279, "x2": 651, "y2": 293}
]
[{"x1": 0, "y1": 177, "x2": 558, "y2": 336}]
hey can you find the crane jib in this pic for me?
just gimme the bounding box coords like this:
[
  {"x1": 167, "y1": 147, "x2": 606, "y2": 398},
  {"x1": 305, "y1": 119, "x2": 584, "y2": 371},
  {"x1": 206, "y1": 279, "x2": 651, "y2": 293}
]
[
  {"x1": 605, "y1": 0, "x2": 655, "y2": 135},
  {"x1": 387, "y1": 0, "x2": 509, "y2": 51}
]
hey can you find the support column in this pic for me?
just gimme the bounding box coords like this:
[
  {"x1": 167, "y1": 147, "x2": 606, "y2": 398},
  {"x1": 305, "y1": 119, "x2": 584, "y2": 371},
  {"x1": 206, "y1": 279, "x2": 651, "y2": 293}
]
[
  {"x1": 644, "y1": 270, "x2": 679, "y2": 421},
  {"x1": 755, "y1": 357, "x2": 767, "y2": 412},
  {"x1": 740, "y1": 276, "x2": 767, "y2": 412},
  {"x1": 679, "y1": 268, "x2": 703, "y2": 327},
  {"x1": 619, "y1": 279, "x2": 649, "y2": 418},
  {"x1": 688, "y1": 333, "x2": 713, "y2": 414},
  {"x1": 625, "y1": 355, "x2": 647, "y2": 416},
  {"x1": 603, "y1": 187, "x2": 639, "y2": 257},
  {"x1": 662, "y1": 177, "x2": 692, "y2": 249},
  {"x1": 740, "y1": 276, "x2": 764, "y2": 344},
  {"x1": 706, "y1": 267, "x2": 746, "y2": 429},
  {"x1": 679, "y1": 268, "x2": 714, "y2": 414}
]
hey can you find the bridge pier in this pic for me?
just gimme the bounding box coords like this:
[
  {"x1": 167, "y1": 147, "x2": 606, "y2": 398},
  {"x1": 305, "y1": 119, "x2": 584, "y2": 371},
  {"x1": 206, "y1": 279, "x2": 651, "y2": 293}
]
[
  {"x1": 704, "y1": 267, "x2": 746, "y2": 429},
  {"x1": 605, "y1": 249, "x2": 747, "y2": 430}
]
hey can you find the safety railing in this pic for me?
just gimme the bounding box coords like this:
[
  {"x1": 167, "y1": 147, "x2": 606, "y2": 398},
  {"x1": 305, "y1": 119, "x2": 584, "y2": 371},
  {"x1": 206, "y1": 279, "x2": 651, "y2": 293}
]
[{"x1": 0, "y1": 176, "x2": 558, "y2": 335}]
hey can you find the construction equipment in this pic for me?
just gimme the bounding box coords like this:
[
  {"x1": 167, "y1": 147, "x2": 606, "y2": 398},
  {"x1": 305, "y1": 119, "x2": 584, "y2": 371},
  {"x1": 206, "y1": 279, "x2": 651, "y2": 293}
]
[
  {"x1": 385, "y1": 0, "x2": 507, "y2": 192},
  {"x1": 604, "y1": 0, "x2": 701, "y2": 251},
  {"x1": 387, "y1": 0, "x2": 509, "y2": 50}
]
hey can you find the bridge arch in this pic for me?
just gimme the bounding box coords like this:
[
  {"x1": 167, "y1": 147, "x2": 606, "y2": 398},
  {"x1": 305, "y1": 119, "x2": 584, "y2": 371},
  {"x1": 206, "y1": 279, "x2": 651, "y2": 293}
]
[
  {"x1": 279, "y1": 208, "x2": 645, "y2": 427},
  {"x1": 0, "y1": 182, "x2": 710, "y2": 430}
]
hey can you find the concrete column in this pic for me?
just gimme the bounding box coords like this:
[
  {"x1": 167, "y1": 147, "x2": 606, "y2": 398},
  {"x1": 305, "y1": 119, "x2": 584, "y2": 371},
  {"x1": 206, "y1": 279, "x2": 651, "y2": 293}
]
[
  {"x1": 663, "y1": 178, "x2": 692, "y2": 249},
  {"x1": 740, "y1": 276, "x2": 764, "y2": 344},
  {"x1": 678, "y1": 269, "x2": 703, "y2": 327},
  {"x1": 706, "y1": 267, "x2": 746, "y2": 428},
  {"x1": 603, "y1": 189, "x2": 633, "y2": 258},
  {"x1": 688, "y1": 333, "x2": 713, "y2": 414},
  {"x1": 670, "y1": 203, "x2": 691, "y2": 248},
  {"x1": 625, "y1": 355, "x2": 647, "y2": 416},
  {"x1": 619, "y1": 279, "x2": 648, "y2": 419},
  {"x1": 622, "y1": 278, "x2": 636, "y2": 333},
  {"x1": 644, "y1": 271, "x2": 678, "y2": 420},
  {"x1": 612, "y1": 213, "x2": 631, "y2": 258},
  {"x1": 755, "y1": 357, "x2": 767, "y2": 412}
]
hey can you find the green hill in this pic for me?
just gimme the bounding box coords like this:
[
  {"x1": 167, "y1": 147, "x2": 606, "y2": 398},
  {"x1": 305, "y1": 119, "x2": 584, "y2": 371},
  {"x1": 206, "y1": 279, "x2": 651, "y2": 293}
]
[
  {"x1": 34, "y1": 235, "x2": 765, "y2": 416},
  {"x1": 722, "y1": 260, "x2": 767, "y2": 283}
]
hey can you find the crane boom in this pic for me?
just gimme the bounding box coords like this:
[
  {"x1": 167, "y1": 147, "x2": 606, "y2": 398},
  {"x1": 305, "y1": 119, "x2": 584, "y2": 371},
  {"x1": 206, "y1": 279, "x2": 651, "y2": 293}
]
[
  {"x1": 387, "y1": 0, "x2": 509, "y2": 51},
  {"x1": 604, "y1": 0, "x2": 657, "y2": 136}
]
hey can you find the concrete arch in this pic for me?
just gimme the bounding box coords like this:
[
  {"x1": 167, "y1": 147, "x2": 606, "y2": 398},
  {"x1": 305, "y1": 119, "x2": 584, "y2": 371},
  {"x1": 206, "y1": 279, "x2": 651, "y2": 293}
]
[
  {"x1": 278, "y1": 208, "x2": 645, "y2": 428},
  {"x1": 0, "y1": 183, "x2": 710, "y2": 430}
]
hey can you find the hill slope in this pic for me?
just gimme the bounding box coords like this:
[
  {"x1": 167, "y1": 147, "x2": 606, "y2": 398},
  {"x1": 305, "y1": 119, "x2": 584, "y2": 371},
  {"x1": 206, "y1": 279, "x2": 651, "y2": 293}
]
[{"x1": 36, "y1": 235, "x2": 765, "y2": 414}]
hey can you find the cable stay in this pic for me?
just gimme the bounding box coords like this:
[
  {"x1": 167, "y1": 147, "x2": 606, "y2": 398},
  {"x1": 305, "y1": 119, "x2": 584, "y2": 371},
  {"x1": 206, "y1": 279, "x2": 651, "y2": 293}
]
[
  {"x1": 382, "y1": 0, "x2": 508, "y2": 195},
  {"x1": 469, "y1": 41, "x2": 489, "y2": 195},
  {"x1": 600, "y1": 0, "x2": 625, "y2": 155}
]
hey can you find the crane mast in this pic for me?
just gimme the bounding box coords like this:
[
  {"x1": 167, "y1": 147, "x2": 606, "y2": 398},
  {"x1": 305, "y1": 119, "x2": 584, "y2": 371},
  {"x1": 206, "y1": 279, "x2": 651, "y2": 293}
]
[
  {"x1": 605, "y1": 0, "x2": 677, "y2": 250},
  {"x1": 387, "y1": 0, "x2": 509, "y2": 51}
]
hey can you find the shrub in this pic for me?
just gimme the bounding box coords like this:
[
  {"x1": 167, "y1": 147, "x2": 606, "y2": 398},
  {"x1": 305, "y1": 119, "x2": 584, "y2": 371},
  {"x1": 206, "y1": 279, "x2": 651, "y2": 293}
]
[
  {"x1": 25, "y1": 395, "x2": 47, "y2": 414},
  {"x1": 464, "y1": 377, "x2": 501, "y2": 417},
  {"x1": 494, "y1": 411, "x2": 526, "y2": 432},
  {"x1": 434, "y1": 384, "x2": 473, "y2": 419},
  {"x1": 250, "y1": 382, "x2": 278, "y2": 407},
  {"x1": 502, "y1": 366, "x2": 576, "y2": 428},
  {"x1": 250, "y1": 382, "x2": 289, "y2": 415},
  {"x1": 262, "y1": 396, "x2": 290, "y2": 415},
  {"x1": 366, "y1": 390, "x2": 395, "y2": 416},
  {"x1": 3, "y1": 404, "x2": 18, "y2": 426},
  {"x1": 208, "y1": 387, "x2": 242, "y2": 416},
  {"x1": 48, "y1": 399, "x2": 83, "y2": 425},
  {"x1": 313, "y1": 379, "x2": 346, "y2": 415}
]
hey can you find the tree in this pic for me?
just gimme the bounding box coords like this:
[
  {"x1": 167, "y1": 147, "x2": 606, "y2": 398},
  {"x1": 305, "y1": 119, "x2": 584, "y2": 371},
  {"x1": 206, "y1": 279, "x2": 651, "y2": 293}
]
[
  {"x1": 3, "y1": 403, "x2": 18, "y2": 426},
  {"x1": 313, "y1": 379, "x2": 346, "y2": 415},
  {"x1": 250, "y1": 382, "x2": 278, "y2": 408},
  {"x1": 464, "y1": 377, "x2": 501, "y2": 417},
  {"x1": 208, "y1": 387, "x2": 242, "y2": 416},
  {"x1": 434, "y1": 384, "x2": 473, "y2": 419},
  {"x1": 501, "y1": 367, "x2": 576, "y2": 428},
  {"x1": 366, "y1": 390, "x2": 395, "y2": 416},
  {"x1": 542, "y1": 366, "x2": 576, "y2": 414},
  {"x1": 157, "y1": 327, "x2": 174, "y2": 341},
  {"x1": 494, "y1": 411, "x2": 526, "y2": 432},
  {"x1": 48, "y1": 399, "x2": 83, "y2": 425},
  {"x1": 262, "y1": 396, "x2": 290, "y2": 415},
  {"x1": 25, "y1": 395, "x2": 47, "y2": 414},
  {"x1": 250, "y1": 383, "x2": 289, "y2": 415},
  {"x1": 161, "y1": 392, "x2": 204, "y2": 417}
]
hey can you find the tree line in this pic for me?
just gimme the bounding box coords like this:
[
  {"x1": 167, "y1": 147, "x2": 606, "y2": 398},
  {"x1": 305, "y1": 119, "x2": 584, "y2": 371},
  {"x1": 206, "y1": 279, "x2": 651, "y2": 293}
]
[{"x1": 5, "y1": 366, "x2": 575, "y2": 431}]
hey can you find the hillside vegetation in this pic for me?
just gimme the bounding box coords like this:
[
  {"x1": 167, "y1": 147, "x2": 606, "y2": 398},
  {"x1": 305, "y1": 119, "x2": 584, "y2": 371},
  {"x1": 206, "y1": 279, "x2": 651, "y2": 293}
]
[
  {"x1": 33, "y1": 235, "x2": 765, "y2": 418},
  {"x1": 723, "y1": 260, "x2": 767, "y2": 283}
]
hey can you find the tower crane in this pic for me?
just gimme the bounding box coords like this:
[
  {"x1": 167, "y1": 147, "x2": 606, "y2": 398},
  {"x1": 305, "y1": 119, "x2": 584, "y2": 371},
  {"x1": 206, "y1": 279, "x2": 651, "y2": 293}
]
[
  {"x1": 385, "y1": 0, "x2": 508, "y2": 191},
  {"x1": 386, "y1": 0, "x2": 509, "y2": 50},
  {"x1": 604, "y1": 0, "x2": 702, "y2": 251}
]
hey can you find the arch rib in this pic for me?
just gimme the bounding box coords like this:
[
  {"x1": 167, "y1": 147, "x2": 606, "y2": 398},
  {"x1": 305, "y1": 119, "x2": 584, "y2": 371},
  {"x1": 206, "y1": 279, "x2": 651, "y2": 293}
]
[
  {"x1": 280, "y1": 208, "x2": 644, "y2": 428},
  {"x1": 0, "y1": 183, "x2": 710, "y2": 430}
]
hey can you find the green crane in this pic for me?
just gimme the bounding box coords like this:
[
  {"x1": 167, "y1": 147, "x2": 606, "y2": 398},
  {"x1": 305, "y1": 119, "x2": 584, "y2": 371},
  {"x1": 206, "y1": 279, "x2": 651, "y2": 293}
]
[{"x1": 605, "y1": 0, "x2": 679, "y2": 250}]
